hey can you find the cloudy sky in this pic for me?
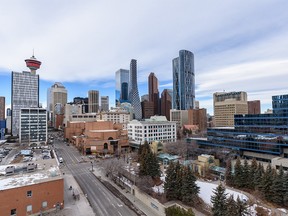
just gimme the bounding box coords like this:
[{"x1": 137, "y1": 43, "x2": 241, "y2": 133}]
[{"x1": 0, "y1": 0, "x2": 288, "y2": 114}]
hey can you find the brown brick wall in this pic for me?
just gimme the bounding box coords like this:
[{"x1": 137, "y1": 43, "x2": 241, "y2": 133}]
[{"x1": 0, "y1": 178, "x2": 64, "y2": 215}]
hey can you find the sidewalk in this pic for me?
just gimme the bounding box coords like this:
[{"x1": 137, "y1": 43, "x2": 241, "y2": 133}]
[
  {"x1": 92, "y1": 167, "x2": 207, "y2": 216},
  {"x1": 45, "y1": 173, "x2": 94, "y2": 216},
  {"x1": 93, "y1": 167, "x2": 160, "y2": 216}
]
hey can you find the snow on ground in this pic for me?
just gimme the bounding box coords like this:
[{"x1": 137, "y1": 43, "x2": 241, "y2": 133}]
[
  {"x1": 248, "y1": 204, "x2": 272, "y2": 216},
  {"x1": 197, "y1": 181, "x2": 248, "y2": 205},
  {"x1": 153, "y1": 180, "x2": 248, "y2": 206},
  {"x1": 278, "y1": 208, "x2": 287, "y2": 214}
]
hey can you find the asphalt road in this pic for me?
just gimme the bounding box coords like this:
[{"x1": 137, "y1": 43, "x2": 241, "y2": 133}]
[{"x1": 54, "y1": 139, "x2": 137, "y2": 216}]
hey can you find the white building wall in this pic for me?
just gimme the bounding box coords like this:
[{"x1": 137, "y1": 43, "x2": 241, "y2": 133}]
[{"x1": 128, "y1": 119, "x2": 177, "y2": 144}]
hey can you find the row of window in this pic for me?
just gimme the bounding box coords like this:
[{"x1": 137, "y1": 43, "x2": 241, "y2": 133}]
[{"x1": 10, "y1": 201, "x2": 47, "y2": 215}]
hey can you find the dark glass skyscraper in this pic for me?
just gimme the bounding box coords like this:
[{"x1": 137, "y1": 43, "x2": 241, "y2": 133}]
[
  {"x1": 173, "y1": 50, "x2": 195, "y2": 110},
  {"x1": 128, "y1": 59, "x2": 142, "y2": 120},
  {"x1": 115, "y1": 69, "x2": 129, "y2": 106}
]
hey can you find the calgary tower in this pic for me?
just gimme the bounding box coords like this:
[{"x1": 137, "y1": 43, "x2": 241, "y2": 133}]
[{"x1": 25, "y1": 54, "x2": 42, "y2": 75}]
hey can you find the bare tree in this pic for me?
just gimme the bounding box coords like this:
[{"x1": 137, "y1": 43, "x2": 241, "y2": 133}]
[
  {"x1": 136, "y1": 175, "x2": 154, "y2": 195},
  {"x1": 101, "y1": 158, "x2": 125, "y2": 179},
  {"x1": 163, "y1": 140, "x2": 198, "y2": 159}
]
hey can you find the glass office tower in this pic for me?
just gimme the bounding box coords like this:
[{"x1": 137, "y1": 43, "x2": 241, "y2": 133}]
[
  {"x1": 12, "y1": 71, "x2": 39, "y2": 136},
  {"x1": 196, "y1": 94, "x2": 288, "y2": 161},
  {"x1": 128, "y1": 59, "x2": 142, "y2": 120},
  {"x1": 115, "y1": 69, "x2": 129, "y2": 106},
  {"x1": 173, "y1": 50, "x2": 195, "y2": 110}
]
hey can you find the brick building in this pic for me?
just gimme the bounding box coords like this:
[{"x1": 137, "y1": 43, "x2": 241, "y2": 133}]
[
  {"x1": 187, "y1": 108, "x2": 207, "y2": 133},
  {"x1": 0, "y1": 159, "x2": 64, "y2": 215},
  {"x1": 65, "y1": 121, "x2": 129, "y2": 155}
]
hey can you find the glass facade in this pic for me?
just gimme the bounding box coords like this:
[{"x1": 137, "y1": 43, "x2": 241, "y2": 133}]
[
  {"x1": 12, "y1": 71, "x2": 39, "y2": 136},
  {"x1": 197, "y1": 94, "x2": 288, "y2": 158},
  {"x1": 173, "y1": 50, "x2": 195, "y2": 110},
  {"x1": 128, "y1": 59, "x2": 142, "y2": 120},
  {"x1": 115, "y1": 69, "x2": 129, "y2": 106}
]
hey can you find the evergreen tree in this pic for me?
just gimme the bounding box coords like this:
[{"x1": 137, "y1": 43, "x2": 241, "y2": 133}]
[
  {"x1": 249, "y1": 158, "x2": 258, "y2": 189},
  {"x1": 165, "y1": 206, "x2": 195, "y2": 216},
  {"x1": 149, "y1": 153, "x2": 161, "y2": 178},
  {"x1": 138, "y1": 141, "x2": 151, "y2": 176},
  {"x1": 211, "y1": 183, "x2": 227, "y2": 216},
  {"x1": 235, "y1": 196, "x2": 249, "y2": 215},
  {"x1": 226, "y1": 195, "x2": 237, "y2": 216},
  {"x1": 138, "y1": 141, "x2": 160, "y2": 178},
  {"x1": 175, "y1": 161, "x2": 183, "y2": 200},
  {"x1": 181, "y1": 166, "x2": 200, "y2": 205},
  {"x1": 260, "y1": 163, "x2": 274, "y2": 201},
  {"x1": 283, "y1": 171, "x2": 288, "y2": 206},
  {"x1": 242, "y1": 159, "x2": 250, "y2": 189},
  {"x1": 254, "y1": 162, "x2": 264, "y2": 191},
  {"x1": 234, "y1": 157, "x2": 244, "y2": 188},
  {"x1": 271, "y1": 165, "x2": 285, "y2": 205},
  {"x1": 225, "y1": 159, "x2": 234, "y2": 187},
  {"x1": 164, "y1": 162, "x2": 178, "y2": 200},
  {"x1": 137, "y1": 142, "x2": 144, "y2": 162}
]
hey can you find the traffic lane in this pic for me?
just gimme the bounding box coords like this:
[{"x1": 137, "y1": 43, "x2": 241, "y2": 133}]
[
  {"x1": 84, "y1": 171, "x2": 137, "y2": 216},
  {"x1": 71, "y1": 165, "x2": 136, "y2": 216}
]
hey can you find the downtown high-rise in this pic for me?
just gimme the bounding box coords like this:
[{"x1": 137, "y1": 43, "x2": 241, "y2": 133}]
[
  {"x1": 161, "y1": 89, "x2": 172, "y2": 120},
  {"x1": 12, "y1": 55, "x2": 41, "y2": 136},
  {"x1": 115, "y1": 69, "x2": 129, "y2": 106},
  {"x1": 88, "y1": 90, "x2": 99, "y2": 113},
  {"x1": 101, "y1": 96, "x2": 109, "y2": 111},
  {"x1": 173, "y1": 50, "x2": 195, "y2": 110},
  {"x1": 148, "y1": 72, "x2": 160, "y2": 115},
  {"x1": 47, "y1": 82, "x2": 67, "y2": 128},
  {"x1": 128, "y1": 59, "x2": 142, "y2": 120},
  {"x1": 0, "y1": 97, "x2": 5, "y2": 120}
]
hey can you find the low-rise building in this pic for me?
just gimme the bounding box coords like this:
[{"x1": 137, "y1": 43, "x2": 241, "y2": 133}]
[
  {"x1": 65, "y1": 121, "x2": 129, "y2": 155},
  {"x1": 128, "y1": 116, "x2": 177, "y2": 147},
  {"x1": 0, "y1": 158, "x2": 64, "y2": 215}
]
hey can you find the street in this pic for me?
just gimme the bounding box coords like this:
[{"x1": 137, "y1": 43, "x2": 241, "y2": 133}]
[{"x1": 54, "y1": 139, "x2": 137, "y2": 216}]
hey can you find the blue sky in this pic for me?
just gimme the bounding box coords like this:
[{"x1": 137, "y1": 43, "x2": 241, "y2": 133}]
[{"x1": 1, "y1": 0, "x2": 288, "y2": 114}]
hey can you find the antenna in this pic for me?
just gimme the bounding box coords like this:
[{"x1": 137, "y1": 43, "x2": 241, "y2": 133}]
[{"x1": 32, "y1": 48, "x2": 35, "y2": 58}]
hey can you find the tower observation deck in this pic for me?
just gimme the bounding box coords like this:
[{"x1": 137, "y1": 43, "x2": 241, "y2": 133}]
[{"x1": 25, "y1": 55, "x2": 42, "y2": 75}]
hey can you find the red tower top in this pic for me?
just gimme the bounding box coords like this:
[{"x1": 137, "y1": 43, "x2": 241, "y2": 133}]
[{"x1": 25, "y1": 55, "x2": 42, "y2": 75}]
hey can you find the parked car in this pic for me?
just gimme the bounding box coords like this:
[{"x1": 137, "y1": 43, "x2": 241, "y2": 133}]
[
  {"x1": 43, "y1": 155, "x2": 51, "y2": 160},
  {"x1": 59, "y1": 157, "x2": 63, "y2": 163}
]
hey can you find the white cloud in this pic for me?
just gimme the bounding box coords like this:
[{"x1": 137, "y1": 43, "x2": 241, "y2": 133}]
[{"x1": 0, "y1": 0, "x2": 287, "y2": 113}]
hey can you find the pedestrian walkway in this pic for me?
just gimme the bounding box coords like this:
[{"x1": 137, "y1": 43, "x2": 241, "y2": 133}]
[
  {"x1": 93, "y1": 167, "x2": 161, "y2": 216},
  {"x1": 45, "y1": 173, "x2": 94, "y2": 216}
]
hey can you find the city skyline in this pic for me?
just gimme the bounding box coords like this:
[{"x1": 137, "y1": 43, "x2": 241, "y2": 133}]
[{"x1": 0, "y1": 1, "x2": 288, "y2": 114}]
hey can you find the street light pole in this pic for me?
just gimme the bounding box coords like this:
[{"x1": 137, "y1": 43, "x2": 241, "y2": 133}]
[{"x1": 91, "y1": 161, "x2": 93, "y2": 172}]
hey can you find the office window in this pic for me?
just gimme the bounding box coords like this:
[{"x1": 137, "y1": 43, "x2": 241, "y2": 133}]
[
  {"x1": 26, "y1": 205, "x2": 32, "y2": 212},
  {"x1": 27, "y1": 190, "x2": 32, "y2": 197},
  {"x1": 10, "y1": 209, "x2": 16, "y2": 216},
  {"x1": 42, "y1": 201, "x2": 47, "y2": 208}
]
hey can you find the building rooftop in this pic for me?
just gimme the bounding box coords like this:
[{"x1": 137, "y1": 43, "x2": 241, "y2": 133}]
[
  {"x1": 0, "y1": 158, "x2": 62, "y2": 190},
  {"x1": 145, "y1": 116, "x2": 168, "y2": 122},
  {"x1": 89, "y1": 129, "x2": 118, "y2": 132},
  {"x1": 157, "y1": 153, "x2": 180, "y2": 161}
]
